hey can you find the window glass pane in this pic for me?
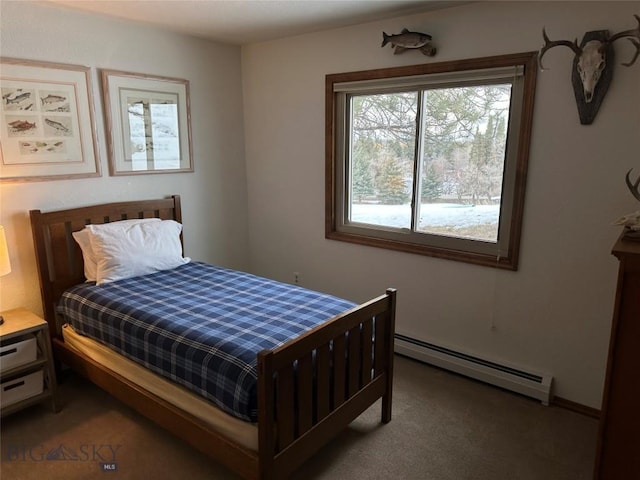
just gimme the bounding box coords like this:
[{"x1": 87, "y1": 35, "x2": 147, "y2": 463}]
[
  {"x1": 349, "y1": 92, "x2": 417, "y2": 229},
  {"x1": 417, "y1": 84, "x2": 511, "y2": 242}
]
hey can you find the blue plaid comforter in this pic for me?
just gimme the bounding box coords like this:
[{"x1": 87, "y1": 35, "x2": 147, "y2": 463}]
[{"x1": 57, "y1": 262, "x2": 355, "y2": 422}]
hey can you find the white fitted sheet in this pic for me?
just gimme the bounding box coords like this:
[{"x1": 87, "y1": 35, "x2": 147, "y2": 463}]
[{"x1": 62, "y1": 323, "x2": 258, "y2": 450}]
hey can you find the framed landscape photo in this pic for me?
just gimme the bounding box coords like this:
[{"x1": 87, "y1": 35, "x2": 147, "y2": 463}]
[
  {"x1": 101, "y1": 70, "x2": 193, "y2": 175},
  {"x1": 0, "y1": 58, "x2": 101, "y2": 182}
]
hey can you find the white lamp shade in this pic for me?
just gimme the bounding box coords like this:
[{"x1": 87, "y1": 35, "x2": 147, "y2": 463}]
[{"x1": 0, "y1": 225, "x2": 11, "y2": 277}]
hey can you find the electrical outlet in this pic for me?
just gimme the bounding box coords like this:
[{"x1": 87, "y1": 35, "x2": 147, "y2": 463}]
[{"x1": 294, "y1": 272, "x2": 300, "y2": 285}]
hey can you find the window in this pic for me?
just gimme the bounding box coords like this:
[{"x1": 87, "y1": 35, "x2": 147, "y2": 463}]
[{"x1": 325, "y1": 53, "x2": 538, "y2": 270}]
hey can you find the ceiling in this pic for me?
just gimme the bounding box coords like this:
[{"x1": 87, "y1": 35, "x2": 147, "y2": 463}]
[{"x1": 44, "y1": 0, "x2": 468, "y2": 45}]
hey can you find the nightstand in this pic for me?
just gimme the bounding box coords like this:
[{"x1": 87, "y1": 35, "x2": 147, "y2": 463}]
[{"x1": 0, "y1": 308, "x2": 59, "y2": 416}]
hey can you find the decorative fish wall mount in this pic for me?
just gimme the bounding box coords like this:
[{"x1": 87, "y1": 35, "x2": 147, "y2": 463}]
[{"x1": 381, "y1": 28, "x2": 436, "y2": 56}]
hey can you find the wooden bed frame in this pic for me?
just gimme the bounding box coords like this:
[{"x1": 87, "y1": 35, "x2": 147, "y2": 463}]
[{"x1": 29, "y1": 195, "x2": 397, "y2": 479}]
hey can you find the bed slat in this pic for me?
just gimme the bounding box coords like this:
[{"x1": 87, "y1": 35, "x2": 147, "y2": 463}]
[
  {"x1": 297, "y1": 352, "x2": 313, "y2": 433},
  {"x1": 361, "y1": 318, "x2": 373, "y2": 387},
  {"x1": 347, "y1": 325, "x2": 361, "y2": 397},
  {"x1": 374, "y1": 315, "x2": 385, "y2": 376},
  {"x1": 315, "y1": 342, "x2": 331, "y2": 422},
  {"x1": 276, "y1": 366, "x2": 295, "y2": 450},
  {"x1": 48, "y1": 223, "x2": 71, "y2": 282},
  {"x1": 332, "y1": 334, "x2": 346, "y2": 408}
]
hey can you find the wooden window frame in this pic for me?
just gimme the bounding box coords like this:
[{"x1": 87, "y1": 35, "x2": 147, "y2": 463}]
[{"x1": 325, "y1": 52, "x2": 538, "y2": 270}]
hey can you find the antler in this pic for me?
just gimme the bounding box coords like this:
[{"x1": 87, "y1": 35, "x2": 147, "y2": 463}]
[
  {"x1": 607, "y1": 14, "x2": 640, "y2": 66},
  {"x1": 626, "y1": 169, "x2": 640, "y2": 202},
  {"x1": 538, "y1": 28, "x2": 582, "y2": 70}
]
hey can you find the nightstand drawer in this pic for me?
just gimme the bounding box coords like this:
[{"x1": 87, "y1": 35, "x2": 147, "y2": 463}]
[
  {"x1": 1, "y1": 370, "x2": 43, "y2": 407},
  {"x1": 0, "y1": 336, "x2": 37, "y2": 373}
]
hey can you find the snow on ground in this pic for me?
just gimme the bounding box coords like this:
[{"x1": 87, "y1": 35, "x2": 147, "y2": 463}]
[{"x1": 351, "y1": 203, "x2": 500, "y2": 228}]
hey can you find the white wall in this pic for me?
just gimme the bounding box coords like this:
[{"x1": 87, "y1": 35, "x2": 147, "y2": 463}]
[
  {"x1": 242, "y1": 1, "x2": 640, "y2": 408},
  {"x1": 0, "y1": 2, "x2": 250, "y2": 314}
]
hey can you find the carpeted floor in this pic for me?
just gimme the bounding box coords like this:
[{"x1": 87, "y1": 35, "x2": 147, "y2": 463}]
[{"x1": 0, "y1": 355, "x2": 598, "y2": 479}]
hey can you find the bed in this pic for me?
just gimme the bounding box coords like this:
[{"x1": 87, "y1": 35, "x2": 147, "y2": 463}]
[{"x1": 29, "y1": 195, "x2": 396, "y2": 479}]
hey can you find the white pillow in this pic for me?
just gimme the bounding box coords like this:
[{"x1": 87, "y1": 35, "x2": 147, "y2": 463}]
[
  {"x1": 85, "y1": 219, "x2": 189, "y2": 285},
  {"x1": 73, "y1": 218, "x2": 161, "y2": 282},
  {"x1": 72, "y1": 229, "x2": 99, "y2": 282}
]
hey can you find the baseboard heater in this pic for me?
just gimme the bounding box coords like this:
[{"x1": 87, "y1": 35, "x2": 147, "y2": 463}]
[{"x1": 395, "y1": 334, "x2": 553, "y2": 405}]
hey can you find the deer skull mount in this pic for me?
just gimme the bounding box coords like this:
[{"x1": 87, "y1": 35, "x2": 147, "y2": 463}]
[
  {"x1": 539, "y1": 15, "x2": 640, "y2": 125},
  {"x1": 626, "y1": 168, "x2": 640, "y2": 202}
]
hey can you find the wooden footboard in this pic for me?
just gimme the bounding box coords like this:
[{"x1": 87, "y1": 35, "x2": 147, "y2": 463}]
[
  {"x1": 29, "y1": 196, "x2": 397, "y2": 480},
  {"x1": 258, "y1": 289, "x2": 396, "y2": 479}
]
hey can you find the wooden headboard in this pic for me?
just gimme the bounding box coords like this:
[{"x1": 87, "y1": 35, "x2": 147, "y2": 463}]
[{"x1": 29, "y1": 195, "x2": 182, "y2": 338}]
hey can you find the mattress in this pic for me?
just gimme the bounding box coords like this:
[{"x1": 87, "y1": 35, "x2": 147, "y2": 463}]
[
  {"x1": 57, "y1": 261, "x2": 356, "y2": 421},
  {"x1": 62, "y1": 323, "x2": 259, "y2": 450}
]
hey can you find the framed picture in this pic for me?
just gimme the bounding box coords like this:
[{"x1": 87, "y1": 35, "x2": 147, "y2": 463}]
[
  {"x1": 101, "y1": 70, "x2": 193, "y2": 175},
  {"x1": 0, "y1": 58, "x2": 100, "y2": 182}
]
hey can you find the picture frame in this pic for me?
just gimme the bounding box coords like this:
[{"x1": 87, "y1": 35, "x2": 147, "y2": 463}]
[
  {"x1": 101, "y1": 69, "x2": 193, "y2": 175},
  {"x1": 0, "y1": 58, "x2": 101, "y2": 182}
]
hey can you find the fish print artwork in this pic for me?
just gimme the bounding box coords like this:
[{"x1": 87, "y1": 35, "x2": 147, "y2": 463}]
[
  {"x1": 381, "y1": 28, "x2": 437, "y2": 56},
  {"x1": 2, "y1": 88, "x2": 36, "y2": 111},
  {"x1": 5, "y1": 116, "x2": 37, "y2": 136},
  {"x1": 19, "y1": 140, "x2": 66, "y2": 155},
  {"x1": 0, "y1": 59, "x2": 101, "y2": 179},
  {"x1": 39, "y1": 91, "x2": 71, "y2": 112},
  {"x1": 43, "y1": 117, "x2": 73, "y2": 136}
]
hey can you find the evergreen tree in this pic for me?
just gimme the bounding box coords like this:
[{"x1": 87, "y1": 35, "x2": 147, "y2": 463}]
[
  {"x1": 376, "y1": 156, "x2": 409, "y2": 204},
  {"x1": 351, "y1": 146, "x2": 375, "y2": 202},
  {"x1": 421, "y1": 163, "x2": 444, "y2": 201}
]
